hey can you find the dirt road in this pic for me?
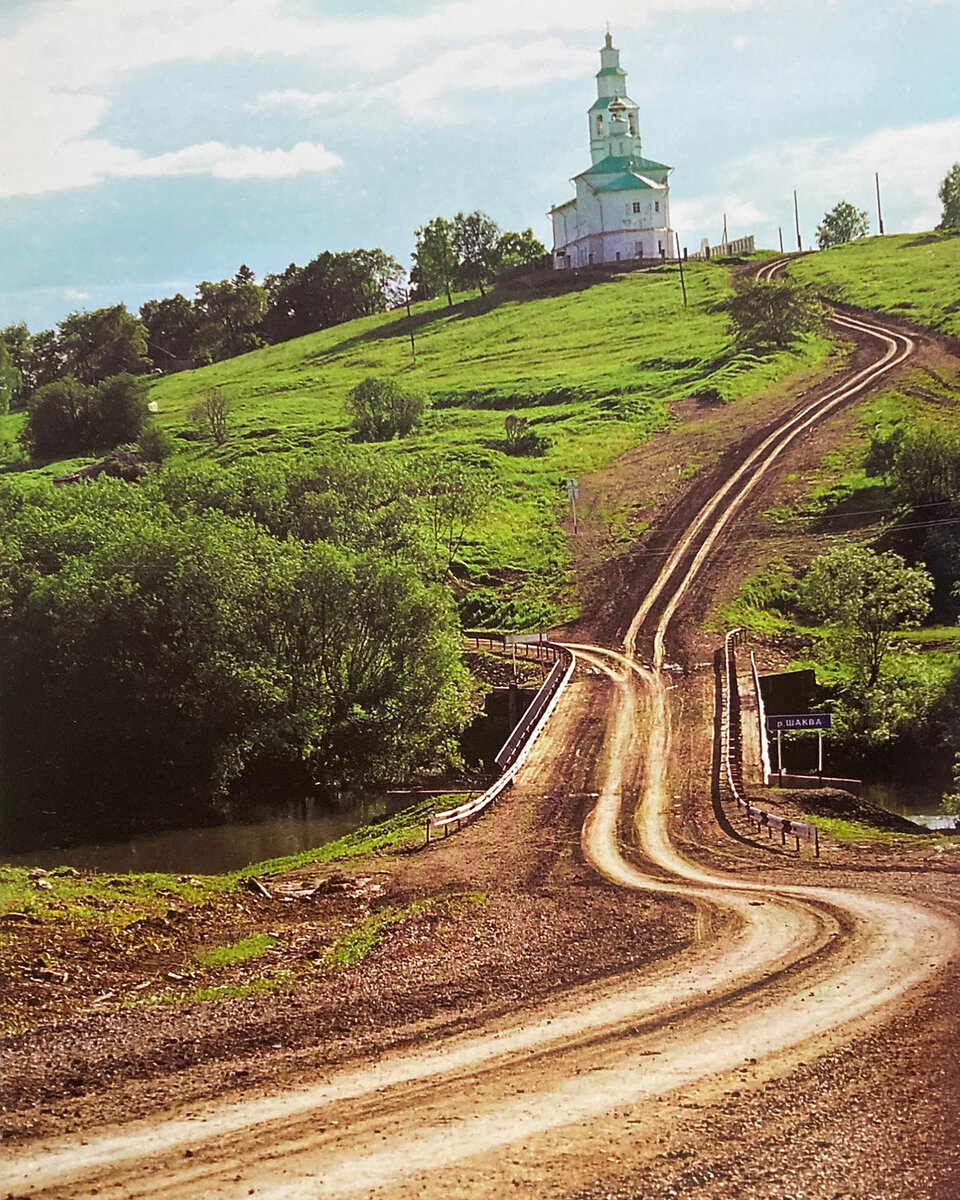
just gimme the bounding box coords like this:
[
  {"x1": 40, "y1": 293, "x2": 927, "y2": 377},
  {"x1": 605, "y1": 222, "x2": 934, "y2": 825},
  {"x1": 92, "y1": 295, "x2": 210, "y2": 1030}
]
[{"x1": 6, "y1": 300, "x2": 959, "y2": 1198}]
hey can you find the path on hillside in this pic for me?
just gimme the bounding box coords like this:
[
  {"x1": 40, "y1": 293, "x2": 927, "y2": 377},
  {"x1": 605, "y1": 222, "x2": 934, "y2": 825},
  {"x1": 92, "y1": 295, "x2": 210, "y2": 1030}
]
[{"x1": 7, "y1": 289, "x2": 959, "y2": 1199}]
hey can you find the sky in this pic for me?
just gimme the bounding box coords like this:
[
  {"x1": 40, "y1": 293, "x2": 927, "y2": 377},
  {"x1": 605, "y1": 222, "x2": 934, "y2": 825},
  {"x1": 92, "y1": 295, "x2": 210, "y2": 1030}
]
[{"x1": 0, "y1": 0, "x2": 958, "y2": 332}]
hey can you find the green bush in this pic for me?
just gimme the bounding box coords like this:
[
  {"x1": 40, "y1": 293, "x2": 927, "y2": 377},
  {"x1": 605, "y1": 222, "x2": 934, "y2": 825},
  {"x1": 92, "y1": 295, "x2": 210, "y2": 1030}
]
[
  {"x1": 346, "y1": 376, "x2": 427, "y2": 442},
  {"x1": 21, "y1": 372, "x2": 149, "y2": 459},
  {"x1": 137, "y1": 424, "x2": 177, "y2": 464}
]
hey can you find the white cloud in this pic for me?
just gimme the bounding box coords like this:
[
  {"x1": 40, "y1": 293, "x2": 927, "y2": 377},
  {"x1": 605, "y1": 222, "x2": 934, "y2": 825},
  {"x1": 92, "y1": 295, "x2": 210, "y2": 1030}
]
[
  {"x1": 0, "y1": 0, "x2": 766, "y2": 197},
  {"x1": 727, "y1": 115, "x2": 960, "y2": 242},
  {"x1": 0, "y1": 118, "x2": 342, "y2": 198},
  {"x1": 251, "y1": 89, "x2": 341, "y2": 113},
  {"x1": 254, "y1": 37, "x2": 594, "y2": 121},
  {"x1": 113, "y1": 140, "x2": 343, "y2": 182},
  {"x1": 672, "y1": 196, "x2": 768, "y2": 242}
]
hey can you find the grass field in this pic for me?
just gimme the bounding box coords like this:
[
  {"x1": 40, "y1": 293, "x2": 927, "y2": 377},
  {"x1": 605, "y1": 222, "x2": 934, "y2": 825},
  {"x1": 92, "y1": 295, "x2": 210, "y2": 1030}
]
[
  {"x1": 789, "y1": 231, "x2": 960, "y2": 339},
  {"x1": 142, "y1": 263, "x2": 832, "y2": 625},
  {"x1": 0, "y1": 262, "x2": 835, "y2": 627}
]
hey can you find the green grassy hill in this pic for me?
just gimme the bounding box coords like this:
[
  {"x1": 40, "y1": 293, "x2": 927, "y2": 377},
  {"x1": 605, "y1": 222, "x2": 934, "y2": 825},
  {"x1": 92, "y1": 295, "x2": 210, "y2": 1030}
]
[
  {"x1": 2, "y1": 262, "x2": 836, "y2": 627},
  {"x1": 788, "y1": 232, "x2": 960, "y2": 339},
  {"x1": 145, "y1": 263, "x2": 834, "y2": 625}
]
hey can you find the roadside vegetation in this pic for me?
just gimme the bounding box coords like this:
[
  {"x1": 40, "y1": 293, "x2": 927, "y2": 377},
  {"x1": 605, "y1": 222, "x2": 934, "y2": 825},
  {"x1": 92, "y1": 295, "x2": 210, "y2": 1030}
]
[{"x1": 720, "y1": 371, "x2": 960, "y2": 800}]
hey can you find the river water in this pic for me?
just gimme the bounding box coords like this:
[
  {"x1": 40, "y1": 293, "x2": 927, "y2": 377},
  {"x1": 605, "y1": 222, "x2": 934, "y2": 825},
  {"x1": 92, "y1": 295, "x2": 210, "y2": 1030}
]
[{"x1": 2, "y1": 794, "x2": 419, "y2": 875}]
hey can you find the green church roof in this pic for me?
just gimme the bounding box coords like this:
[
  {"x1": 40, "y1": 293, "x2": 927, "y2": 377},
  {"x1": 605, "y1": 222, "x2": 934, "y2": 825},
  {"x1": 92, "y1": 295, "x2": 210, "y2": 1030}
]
[
  {"x1": 575, "y1": 154, "x2": 672, "y2": 179},
  {"x1": 593, "y1": 172, "x2": 660, "y2": 193},
  {"x1": 596, "y1": 66, "x2": 627, "y2": 77},
  {"x1": 588, "y1": 94, "x2": 638, "y2": 112}
]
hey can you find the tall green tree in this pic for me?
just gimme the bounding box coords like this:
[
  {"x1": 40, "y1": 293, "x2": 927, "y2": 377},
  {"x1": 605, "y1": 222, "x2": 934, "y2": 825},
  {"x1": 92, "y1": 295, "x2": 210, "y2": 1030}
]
[
  {"x1": 496, "y1": 228, "x2": 547, "y2": 270},
  {"x1": 453, "y1": 211, "x2": 502, "y2": 296},
  {"x1": 139, "y1": 294, "x2": 201, "y2": 369},
  {"x1": 262, "y1": 249, "x2": 402, "y2": 343},
  {"x1": 413, "y1": 217, "x2": 459, "y2": 306},
  {"x1": 801, "y1": 544, "x2": 933, "y2": 688},
  {"x1": 0, "y1": 323, "x2": 32, "y2": 408},
  {"x1": 57, "y1": 304, "x2": 150, "y2": 385},
  {"x1": 0, "y1": 337, "x2": 21, "y2": 417},
  {"x1": 26, "y1": 330, "x2": 64, "y2": 394},
  {"x1": 939, "y1": 162, "x2": 960, "y2": 233},
  {"x1": 193, "y1": 269, "x2": 267, "y2": 362},
  {"x1": 353, "y1": 248, "x2": 405, "y2": 315},
  {"x1": 816, "y1": 201, "x2": 870, "y2": 249}
]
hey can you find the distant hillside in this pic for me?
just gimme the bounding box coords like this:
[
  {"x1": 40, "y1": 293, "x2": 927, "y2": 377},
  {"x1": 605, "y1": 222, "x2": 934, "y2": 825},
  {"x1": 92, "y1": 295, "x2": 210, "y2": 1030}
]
[
  {"x1": 142, "y1": 263, "x2": 833, "y2": 626},
  {"x1": 788, "y1": 232, "x2": 960, "y2": 340}
]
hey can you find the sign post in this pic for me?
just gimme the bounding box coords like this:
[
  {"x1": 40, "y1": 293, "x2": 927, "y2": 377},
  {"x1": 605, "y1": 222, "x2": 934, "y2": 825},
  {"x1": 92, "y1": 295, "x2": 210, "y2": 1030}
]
[
  {"x1": 765, "y1": 714, "x2": 832, "y2": 785},
  {"x1": 566, "y1": 478, "x2": 580, "y2": 533}
]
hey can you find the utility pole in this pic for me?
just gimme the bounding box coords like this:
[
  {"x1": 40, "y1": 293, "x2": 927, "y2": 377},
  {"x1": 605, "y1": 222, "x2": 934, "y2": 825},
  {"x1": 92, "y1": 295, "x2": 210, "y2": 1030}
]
[
  {"x1": 794, "y1": 190, "x2": 802, "y2": 252},
  {"x1": 675, "y1": 232, "x2": 687, "y2": 306},
  {"x1": 404, "y1": 289, "x2": 416, "y2": 367},
  {"x1": 722, "y1": 212, "x2": 728, "y2": 245},
  {"x1": 875, "y1": 172, "x2": 885, "y2": 235},
  {"x1": 778, "y1": 226, "x2": 784, "y2": 254}
]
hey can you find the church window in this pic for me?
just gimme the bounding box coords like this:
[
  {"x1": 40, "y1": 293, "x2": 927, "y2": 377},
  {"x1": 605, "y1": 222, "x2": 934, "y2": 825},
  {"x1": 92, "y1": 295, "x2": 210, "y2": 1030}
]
[
  {"x1": 596, "y1": 115, "x2": 603, "y2": 136},
  {"x1": 632, "y1": 201, "x2": 641, "y2": 213},
  {"x1": 655, "y1": 201, "x2": 660, "y2": 213},
  {"x1": 635, "y1": 241, "x2": 643, "y2": 256}
]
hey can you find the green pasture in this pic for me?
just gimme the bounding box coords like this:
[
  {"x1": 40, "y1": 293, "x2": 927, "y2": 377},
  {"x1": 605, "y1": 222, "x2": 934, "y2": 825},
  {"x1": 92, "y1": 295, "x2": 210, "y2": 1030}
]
[
  {"x1": 142, "y1": 263, "x2": 832, "y2": 624},
  {"x1": 789, "y1": 232, "x2": 960, "y2": 339}
]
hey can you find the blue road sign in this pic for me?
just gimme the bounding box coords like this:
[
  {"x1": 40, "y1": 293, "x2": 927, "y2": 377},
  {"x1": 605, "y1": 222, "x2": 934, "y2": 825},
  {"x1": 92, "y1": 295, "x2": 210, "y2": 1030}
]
[{"x1": 766, "y1": 713, "x2": 832, "y2": 732}]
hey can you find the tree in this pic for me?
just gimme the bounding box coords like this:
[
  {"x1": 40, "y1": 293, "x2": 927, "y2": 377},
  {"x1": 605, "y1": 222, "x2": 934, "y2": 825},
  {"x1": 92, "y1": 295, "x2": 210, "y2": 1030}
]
[
  {"x1": 413, "y1": 217, "x2": 459, "y2": 306},
  {"x1": 502, "y1": 413, "x2": 551, "y2": 457},
  {"x1": 411, "y1": 453, "x2": 496, "y2": 578},
  {"x1": 139, "y1": 294, "x2": 201, "y2": 370},
  {"x1": 85, "y1": 373, "x2": 151, "y2": 451},
  {"x1": 0, "y1": 323, "x2": 32, "y2": 408},
  {"x1": 189, "y1": 386, "x2": 232, "y2": 444},
  {"x1": 0, "y1": 337, "x2": 21, "y2": 417},
  {"x1": 816, "y1": 201, "x2": 870, "y2": 249},
  {"x1": 346, "y1": 377, "x2": 427, "y2": 442},
  {"x1": 21, "y1": 376, "x2": 90, "y2": 459},
  {"x1": 723, "y1": 278, "x2": 825, "y2": 351},
  {"x1": 26, "y1": 330, "x2": 64, "y2": 395},
  {"x1": 193, "y1": 271, "x2": 267, "y2": 362},
  {"x1": 453, "y1": 211, "x2": 502, "y2": 296},
  {"x1": 496, "y1": 228, "x2": 547, "y2": 271},
  {"x1": 352, "y1": 248, "x2": 405, "y2": 315},
  {"x1": 57, "y1": 304, "x2": 150, "y2": 385},
  {"x1": 800, "y1": 544, "x2": 933, "y2": 688},
  {"x1": 262, "y1": 249, "x2": 401, "y2": 343},
  {"x1": 939, "y1": 162, "x2": 960, "y2": 233},
  {"x1": 20, "y1": 372, "x2": 149, "y2": 458}
]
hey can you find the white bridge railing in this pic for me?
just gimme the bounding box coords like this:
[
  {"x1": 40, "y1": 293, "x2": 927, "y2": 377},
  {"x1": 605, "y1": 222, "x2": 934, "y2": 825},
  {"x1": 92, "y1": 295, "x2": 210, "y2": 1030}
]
[
  {"x1": 722, "y1": 629, "x2": 820, "y2": 857},
  {"x1": 426, "y1": 641, "x2": 575, "y2": 842}
]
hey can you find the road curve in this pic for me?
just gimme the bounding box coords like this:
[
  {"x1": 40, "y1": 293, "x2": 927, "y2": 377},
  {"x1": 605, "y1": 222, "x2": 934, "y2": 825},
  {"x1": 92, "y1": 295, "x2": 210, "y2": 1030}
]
[{"x1": 6, "y1": 295, "x2": 957, "y2": 1200}]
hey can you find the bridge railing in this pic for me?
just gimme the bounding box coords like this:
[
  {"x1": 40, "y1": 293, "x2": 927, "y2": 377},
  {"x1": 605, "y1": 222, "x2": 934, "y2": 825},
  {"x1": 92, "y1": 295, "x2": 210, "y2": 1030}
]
[
  {"x1": 427, "y1": 642, "x2": 575, "y2": 842},
  {"x1": 722, "y1": 629, "x2": 819, "y2": 857}
]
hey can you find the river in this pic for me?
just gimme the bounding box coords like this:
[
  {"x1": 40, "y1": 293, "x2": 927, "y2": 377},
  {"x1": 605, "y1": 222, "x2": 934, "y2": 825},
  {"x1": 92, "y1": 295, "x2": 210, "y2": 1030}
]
[{"x1": 2, "y1": 793, "x2": 422, "y2": 875}]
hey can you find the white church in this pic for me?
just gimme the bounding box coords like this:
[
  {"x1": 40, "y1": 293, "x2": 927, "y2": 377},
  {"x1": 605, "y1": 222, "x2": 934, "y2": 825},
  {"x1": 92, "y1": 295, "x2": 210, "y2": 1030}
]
[{"x1": 550, "y1": 33, "x2": 673, "y2": 269}]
